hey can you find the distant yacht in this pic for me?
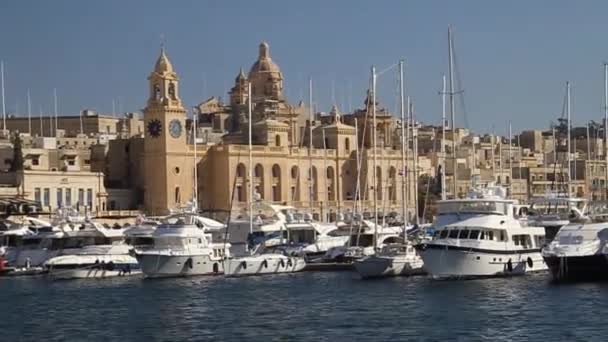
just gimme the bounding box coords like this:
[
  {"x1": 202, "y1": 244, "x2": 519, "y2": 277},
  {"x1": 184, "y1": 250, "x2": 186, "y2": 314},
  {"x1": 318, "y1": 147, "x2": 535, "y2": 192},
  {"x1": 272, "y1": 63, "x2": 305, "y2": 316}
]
[
  {"x1": 418, "y1": 185, "x2": 547, "y2": 279},
  {"x1": 132, "y1": 213, "x2": 230, "y2": 278},
  {"x1": 527, "y1": 196, "x2": 588, "y2": 243}
]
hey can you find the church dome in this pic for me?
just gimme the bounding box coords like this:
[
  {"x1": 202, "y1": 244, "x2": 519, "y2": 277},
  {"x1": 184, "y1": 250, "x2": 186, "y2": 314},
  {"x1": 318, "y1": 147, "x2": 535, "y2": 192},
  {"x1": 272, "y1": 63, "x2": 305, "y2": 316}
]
[
  {"x1": 154, "y1": 48, "x2": 174, "y2": 73},
  {"x1": 249, "y1": 41, "x2": 282, "y2": 75}
]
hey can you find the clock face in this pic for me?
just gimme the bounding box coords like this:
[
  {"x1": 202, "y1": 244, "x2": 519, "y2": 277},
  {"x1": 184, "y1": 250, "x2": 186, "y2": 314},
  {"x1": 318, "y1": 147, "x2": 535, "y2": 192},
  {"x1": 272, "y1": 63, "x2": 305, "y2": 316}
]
[
  {"x1": 147, "y1": 119, "x2": 162, "y2": 138},
  {"x1": 169, "y1": 119, "x2": 182, "y2": 138}
]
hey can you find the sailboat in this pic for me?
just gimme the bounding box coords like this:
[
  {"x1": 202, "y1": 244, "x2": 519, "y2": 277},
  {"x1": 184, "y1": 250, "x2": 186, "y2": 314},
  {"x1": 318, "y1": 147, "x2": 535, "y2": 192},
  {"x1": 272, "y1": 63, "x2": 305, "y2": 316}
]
[
  {"x1": 224, "y1": 83, "x2": 306, "y2": 277},
  {"x1": 354, "y1": 62, "x2": 424, "y2": 279}
]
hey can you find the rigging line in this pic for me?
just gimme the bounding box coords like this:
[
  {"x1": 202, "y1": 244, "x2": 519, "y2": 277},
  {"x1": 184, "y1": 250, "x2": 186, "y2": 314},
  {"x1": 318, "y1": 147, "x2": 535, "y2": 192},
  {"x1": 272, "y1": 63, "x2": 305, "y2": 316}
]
[
  {"x1": 451, "y1": 44, "x2": 470, "y2": 129},
  {"x1": 377, "y1": 62, "x2": 399, "y2": 77}
]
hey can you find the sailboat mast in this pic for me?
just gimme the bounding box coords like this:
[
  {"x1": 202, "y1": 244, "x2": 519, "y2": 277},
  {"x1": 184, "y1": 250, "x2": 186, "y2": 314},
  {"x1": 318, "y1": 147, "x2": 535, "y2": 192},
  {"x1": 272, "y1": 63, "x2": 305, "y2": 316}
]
[
  {"x1": 604, "y1": 63, "x2": 608, "y2": 200},
  {"x1": 248, "y1": 83, "x2": 253, "y2": 235},
  {"x1": 491, "y1": 127, "x2": 495, "y2": 182},
  {"x1": 53, "y1": 88, "x2": 58, "y2": 137},
  {"x1": 27, "y1": 89, "x2": 31, "y2": 135},
  {"x1": 448, "y1": 26, "x2": 457, "y2": 198},
  {"x1": 411, "y1": 101, "x2": 419, "y2": 225},
  {"x1": 309, "y1": 77, "x2": 314, "y2": 212},
  {"x1": 567, "y1": 81, "x2": 572, "y2": 198},
  {"x1": 508, "y1": 122, "x2": 512, "y2": 190},
  {"x1": 371, "y1": 66, "x2": 378, "y2": 251},
  {"x1": 39, "y1": 106, "x2": 43, "y2": 137},
  {"x1": 441, "y1": 75, "x2": 447, "y2": 200},
  {"x1": 1, "y1": 61, "x2": 5, "y2": 133},
  {"x1": 354, "y1": 117, "x2": 361, "y2": 217},
  {"x1": 193, "y1": 110, "x2": 198, "y2": 206},
  {"x1": 399, "y1": 60, "x2": 407, "y2": 231}
]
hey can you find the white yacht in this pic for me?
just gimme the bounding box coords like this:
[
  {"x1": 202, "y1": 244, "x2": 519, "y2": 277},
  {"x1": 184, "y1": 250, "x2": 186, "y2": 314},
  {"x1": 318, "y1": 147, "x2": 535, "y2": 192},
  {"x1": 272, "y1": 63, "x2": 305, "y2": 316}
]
[
  {"x1": 323, "y1": 220, "x2": 402, "y2": 262},
  {"x1": 528, "y1": 196, "x2": 588, "y2": 243},
  {"x1": 419, "y1": 186, "x2": 547, "y2": 278},
  {"x1": 132, "y1": 213, "x2": 230, "y2": 278},
  {"x1": 229, "y1": 203, "x2": 348, "y2": 258},
  {"x1": 542, "y1": 221, "x2": 608, "y2": 281},
  {"x1": 354, "y1": 242, "x2": 424, "y2": 279},
  {"x1": 224, "y1": 246, "x2": 306, "y2": 277},
  {"x1": 45, "y1": 224, "x2": 139, "y2": 280}
]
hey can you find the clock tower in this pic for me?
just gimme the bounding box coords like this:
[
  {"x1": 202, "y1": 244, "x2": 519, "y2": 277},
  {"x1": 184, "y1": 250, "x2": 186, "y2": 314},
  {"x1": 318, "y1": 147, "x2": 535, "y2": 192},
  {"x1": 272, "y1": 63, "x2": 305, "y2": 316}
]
[{"x1": 143, "y1": 48, "x2": 193, "y2": 214}]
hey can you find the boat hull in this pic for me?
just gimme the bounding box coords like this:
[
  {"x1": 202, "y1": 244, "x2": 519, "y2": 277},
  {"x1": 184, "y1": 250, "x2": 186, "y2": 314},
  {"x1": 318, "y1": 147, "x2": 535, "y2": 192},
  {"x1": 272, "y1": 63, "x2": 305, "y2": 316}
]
[
  {"x1": 544, "y1": 254, "x2": 608, "y2": 281},
  {"x1": 354, "y1": 255, "x2": 425, "y2": 279},
  {"x1": 49, "y1": 266, "x2": 141, "y2": 280},
  {"x1": 224, "y1": 255, "x2": 306, "y2": 277},
  {"x1": 135, "y1": 254, "x2": 223, "y2": 278},
  {"x1": 420, "y1": 244, "x2": 547, "y2": 279}
]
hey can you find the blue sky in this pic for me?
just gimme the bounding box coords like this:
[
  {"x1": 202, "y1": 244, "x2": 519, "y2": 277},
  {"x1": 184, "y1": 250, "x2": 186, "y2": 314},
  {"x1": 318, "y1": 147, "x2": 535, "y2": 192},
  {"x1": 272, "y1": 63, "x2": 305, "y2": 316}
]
[{"x1": 1, "y1": 1, "x2": 608, "y2": 134}]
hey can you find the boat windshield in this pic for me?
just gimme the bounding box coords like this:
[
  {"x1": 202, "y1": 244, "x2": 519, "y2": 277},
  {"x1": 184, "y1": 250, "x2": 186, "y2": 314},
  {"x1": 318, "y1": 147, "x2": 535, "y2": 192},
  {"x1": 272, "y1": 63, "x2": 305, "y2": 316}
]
[
  {"x1": 287, "y1": 229, "x2": 316, "y2": 244},
  {"x1": 438, "y1": 201, "x2": 507, "y2": 215},
  {"x1": 529, "y1": 199, "x2": 586, "y2": 215}
]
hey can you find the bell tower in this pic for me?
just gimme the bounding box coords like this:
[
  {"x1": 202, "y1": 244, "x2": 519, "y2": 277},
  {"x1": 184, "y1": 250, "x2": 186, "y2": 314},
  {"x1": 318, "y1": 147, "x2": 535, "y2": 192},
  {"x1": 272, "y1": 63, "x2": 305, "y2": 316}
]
[{"x1": 143, "y1": 48, "x2": 193, "y2": 214}]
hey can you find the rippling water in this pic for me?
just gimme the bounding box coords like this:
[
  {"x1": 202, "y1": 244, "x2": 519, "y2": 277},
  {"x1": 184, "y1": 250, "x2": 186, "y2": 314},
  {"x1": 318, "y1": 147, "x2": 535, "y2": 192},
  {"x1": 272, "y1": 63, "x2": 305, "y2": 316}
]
[{"x1": 2, "y1": 271, "x2": 608, "y2": 341}]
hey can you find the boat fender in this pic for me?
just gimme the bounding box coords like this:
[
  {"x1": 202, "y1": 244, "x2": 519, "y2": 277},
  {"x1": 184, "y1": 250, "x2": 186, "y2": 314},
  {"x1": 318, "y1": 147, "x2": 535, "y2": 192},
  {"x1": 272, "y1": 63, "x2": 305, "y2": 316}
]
[
  {"x1": 507, "y1": 259, "x2": 513, "y2": 272},
  {"x1": 106, "y1": 261, "x2": 115, "y2": 271},
  {"x1": 527, "y1": 257, "x2": 533, "y2": 268},
  {"x1": 287, "y1": 258, "x2": 293, "y2": 267},
  {"x1": 262, "y1": 260, "x2": 268, "y2": 269},
  {"x1": 279, "y1": 259, "x2": 285, "y2": 268},
  {"x1": 241, "y1": 261, "x2": 247, "y2": 269},
  {"x1": 185, "y1": 258, "x2": 193, "y2": 269}
]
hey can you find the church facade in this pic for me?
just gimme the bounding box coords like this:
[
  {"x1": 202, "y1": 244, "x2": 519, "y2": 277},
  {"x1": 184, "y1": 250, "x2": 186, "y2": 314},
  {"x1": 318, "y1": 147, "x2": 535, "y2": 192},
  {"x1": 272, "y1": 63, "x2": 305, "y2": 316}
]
[{"x1": 131, "y1": 42, "x2": 425, "y2": 220}]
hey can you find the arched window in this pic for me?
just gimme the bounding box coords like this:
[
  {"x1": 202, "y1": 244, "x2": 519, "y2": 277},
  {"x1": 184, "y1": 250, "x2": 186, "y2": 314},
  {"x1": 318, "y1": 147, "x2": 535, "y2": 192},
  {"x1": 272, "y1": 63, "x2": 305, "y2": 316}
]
[
  {"x1": 154, "y1": 84, "x2": 161, "y2": 100},
  {"x1": 389, "y1": 167, "x2": 397, "y2": 202},
  {"x1": 236, "y1": 163, "x2": 247, "y2": 202},
  {"x1": 376, "y1": 166, "x2": 383, "y2": 201},
  {"x1": 175, "y1": 186, "x2": 181, "y2": 204},
  {"x1": 290, "y1": 165, "x2": 300, "y2": 201},
  {"x1": 272, "y1": 164, "x2": 281, "y2": 202},
  {"x1": 254, "y1": 164, "x2": 264, "y2": 199},
  {"x1": 327, "y1": 166, "x2": 335, "y2": 201},
  {"x1": 345, "y1": 138, "x2": 350, "y2": 151},
  {"x1": 168, "y1": 82, "x2": 176, "y2": 100},
  {"x1": 310, "y1": 167, "x2": 318, "y2": 201}
]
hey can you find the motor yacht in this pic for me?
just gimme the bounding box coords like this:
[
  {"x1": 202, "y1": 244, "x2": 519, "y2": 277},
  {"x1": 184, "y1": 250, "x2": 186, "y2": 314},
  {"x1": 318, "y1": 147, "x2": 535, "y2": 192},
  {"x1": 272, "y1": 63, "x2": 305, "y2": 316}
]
[
  {"x1": 323, "y1": 220, "x2": 402, "y2": 262},
  {"x1": 228, "y1": 202, "x2": 348, "y2": 258},
  {"x1": 418, "y1": 185, "x2": 547, "y2": 279},
  {"x1": 542, "y1": 221, "x2": 608, "y2": 281},
  {"x1": 223, "y1": 246, "x2": 306, "y2": 277},
  {"x1": 45, "y1": 224, "x2": 139, "y2": 280},
  {"x1": 527, "y1": 196, "x2": 588, "y2": 243},
  {"x1": 132, "y1": 213, "x2": 230, "y2": 278},
  {"x1": 354, "y1": 242, "x2": 425, "y2": 279}
]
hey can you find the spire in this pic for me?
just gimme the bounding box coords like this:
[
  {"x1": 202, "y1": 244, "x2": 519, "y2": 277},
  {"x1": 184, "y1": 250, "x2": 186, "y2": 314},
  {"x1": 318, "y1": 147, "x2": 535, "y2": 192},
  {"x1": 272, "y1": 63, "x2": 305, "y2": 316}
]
[
  {"x1": 154, "y1": 47, "x2": 174, "y2": 73},
  {"x1": 236, "y1": 67, "x2": 246, "y2": 82},
  {"x1": 330, "y1": 104, "x2": 341, "y2": 123},
  {"x1": 259, "y1": 41, "x2": 270, "y2": 59}
]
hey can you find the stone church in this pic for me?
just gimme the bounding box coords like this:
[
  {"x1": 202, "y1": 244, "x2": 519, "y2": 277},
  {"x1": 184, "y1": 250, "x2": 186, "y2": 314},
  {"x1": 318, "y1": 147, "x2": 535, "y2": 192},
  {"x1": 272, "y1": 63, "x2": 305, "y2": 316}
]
[{"x1": 106, "y1": 42, "x2": 425, "y2": 220}]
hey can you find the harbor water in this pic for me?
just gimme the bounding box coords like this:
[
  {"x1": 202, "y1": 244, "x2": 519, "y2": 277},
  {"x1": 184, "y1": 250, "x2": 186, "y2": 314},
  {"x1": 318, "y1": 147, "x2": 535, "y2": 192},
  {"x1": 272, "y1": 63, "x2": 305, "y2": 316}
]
[{"x1": 2, "y1": 271, "x2": 608, "y2": 341}]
